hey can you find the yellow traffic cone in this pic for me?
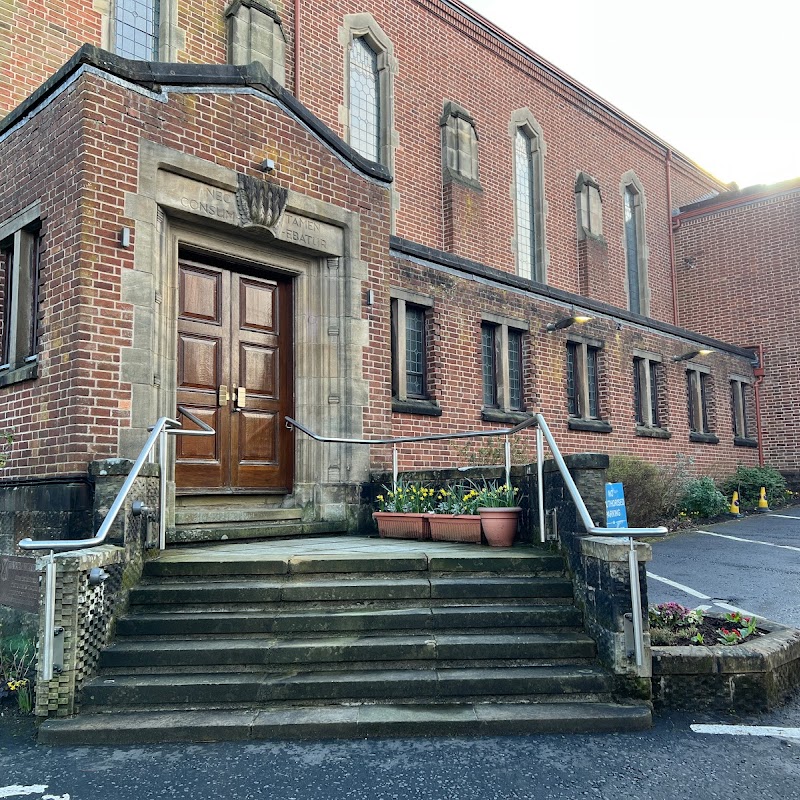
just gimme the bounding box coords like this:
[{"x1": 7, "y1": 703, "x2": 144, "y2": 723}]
[
  {"x1": 729, "y1": 490, "x2": 741, "y2": 516},
  {"x1": 758, "y1": 486, "x2": 770, "y2": 512}
]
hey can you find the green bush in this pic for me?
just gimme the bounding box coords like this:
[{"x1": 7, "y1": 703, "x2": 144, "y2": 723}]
[
  {"x1": 720, "y1": 465, "x2": 787, "y2": 510},
  {"x1": 607, "y1": 455, "x2": 687, "y2": 526},
  {"x1": 679, "y1": 477, "x2": 729, "y2": 518}
]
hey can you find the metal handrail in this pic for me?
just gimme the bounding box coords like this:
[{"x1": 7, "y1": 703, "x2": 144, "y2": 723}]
[
  {"x1": 533, "y1": 412, "x2": 667, "y2": 668},
  {"x1": 18, "y1": 406, "x2": 214, "y2": 553},
  {"x1": 286, "y1": 414, "x2": 538, "y2": 489}
]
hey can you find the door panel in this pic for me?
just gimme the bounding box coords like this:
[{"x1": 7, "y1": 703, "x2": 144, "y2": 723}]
[{"x1": 176, "y1": 258, "x2": 293, "y2": 493}]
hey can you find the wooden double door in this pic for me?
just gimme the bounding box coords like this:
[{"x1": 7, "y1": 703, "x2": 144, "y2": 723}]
[{"x1": 175, "y1": 257, "x2": 294, "y2": 493}]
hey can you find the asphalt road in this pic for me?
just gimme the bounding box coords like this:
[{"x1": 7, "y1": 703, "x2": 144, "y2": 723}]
[
  {"x1": 646, "y1": 506, "x2": 800, "y2": 626},
  {"x1": 2, "y1": 699, "x2": 800, "y2": 800}
]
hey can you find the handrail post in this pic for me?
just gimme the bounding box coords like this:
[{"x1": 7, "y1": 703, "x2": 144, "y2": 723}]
[
  {"x1": 41, "y1": 551, "x2": 56, "y2": 681},
  {"x1": 504, "y1": 435, "x2": 511, "y2": 488},
  {"x1": 392, "y1": 444, "x2": 398, "y2": 494},
  {"x1": 159, "y1": 427, "x2": 168, "y2": 551},
  {"x1": 629, "y1": 536, "x2": 645, "y2": 667},
  {"x1": 536, "y1": 425, "x2": 545, "y2": 544}
]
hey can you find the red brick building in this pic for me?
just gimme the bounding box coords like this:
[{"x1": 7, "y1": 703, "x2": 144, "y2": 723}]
[
  {"x1": 1, "y1": 0, "x2": 762, "y2": 547},
  {"x1": 674, "y1": 179, "x2": 800, "y2": 484}
]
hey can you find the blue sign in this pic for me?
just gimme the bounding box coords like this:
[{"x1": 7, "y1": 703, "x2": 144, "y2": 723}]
[{"x1": 605, "y1": 482, "x2": 628, "y2": 529}]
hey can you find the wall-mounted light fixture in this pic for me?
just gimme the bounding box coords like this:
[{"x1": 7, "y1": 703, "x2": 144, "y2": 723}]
[
  {"x1": 672, "y1": 348, "x2": 713, "y2": 362},
  {"x1": 258, "y1": 157, "x2": 276, "y2": 173},
  {"x1": 545, "y1": 312, "x2": 593, "y2": 332}
]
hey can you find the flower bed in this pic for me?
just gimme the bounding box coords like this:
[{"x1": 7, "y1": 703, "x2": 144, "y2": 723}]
[{"x1": 651, "y1": 615, "x2": 800, "y2": 712}]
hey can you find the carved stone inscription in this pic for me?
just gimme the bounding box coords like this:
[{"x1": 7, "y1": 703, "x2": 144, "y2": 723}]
[
  {"x1": 0, "y1": 555, "x2": 39, "y2": 613},
  {"x1": 274, "y1": 213, "x2": 344, "y2": 256},
  {"x1": 159, "y1": 172, "x2": 239, "y2": 224}
]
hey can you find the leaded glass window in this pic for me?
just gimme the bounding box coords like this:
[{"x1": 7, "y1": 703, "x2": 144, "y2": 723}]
[
  {"x1": 587, "y1": 347, "x2": 599, "y2": 418},
  {"x1": 649, "y1": 361, "x2": 660, "y2": 427},
  {"x1": 115, "y1": 0, "x2": 160, "y2": 61},
  {"x1": 508, "y1": 330, "x2": 523, "y2": 411},
  {"x1": 514, "y1": 129, "x2": 536, "y2": 281},
  {"x1": 349, "y1": 37, "x2": 380, "y2": 163},
  {"x1": 566, "y1": 342, "x2": 578, "y2": 417},
  {"x1": 405, "y1": 306, "x2": 425, "y2": 398},
  {"x1": 624, "y1": 185, "x2": 642, "y2": 314},
  {"x1": 482, "y1": 324, "x2": 498, "y2": 408}
]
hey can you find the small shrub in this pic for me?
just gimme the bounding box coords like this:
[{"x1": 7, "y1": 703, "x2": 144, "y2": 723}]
[
  {"x1": 607, "y1": 455, "x2": 690, "y2": 526},
  {"x1": 0, "y1": 631, "x2": 37, "y2": 714},
  {"x1": 679, "y1": 477, "x2": 729, "y2": 518},
  {"x1": 720, "y1": 465, "x2": 787, "y2": 510}
]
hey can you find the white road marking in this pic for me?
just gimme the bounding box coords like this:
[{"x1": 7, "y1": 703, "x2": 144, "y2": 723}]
[
  {"x1": 712, "y1": 601, "x2": 760, "y2": 618},
  {"x1": 645, "y1": 572, "x2": 710, "y2": 599},
  {"x1": 768, "y1": 514, "x2": 800, "y2": 520},
  {"x1": 0, "y1": 788, "x2": 48, "y2": 799},
  {"x1": 696, "y1": 529, "x2": 800, "y2": 553},
  {"x1": 691, "y1": 724, "x2": 800, "y2": 740},
  {"x1": 646, "y1": 574, "x2": 759, "y2": 618}
]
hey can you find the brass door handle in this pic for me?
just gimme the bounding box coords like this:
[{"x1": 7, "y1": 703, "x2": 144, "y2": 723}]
[
  {"x1": 235, "y1": 387, "x2": 246, "y2": 410},
  {"x1": 218, "y1": 385, "x2": 229, "y2": 406}
]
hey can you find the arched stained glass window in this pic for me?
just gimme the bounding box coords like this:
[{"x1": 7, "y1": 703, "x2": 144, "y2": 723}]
[{"x1": 349, "y1": 37, "x2": 381, "y2": 163}]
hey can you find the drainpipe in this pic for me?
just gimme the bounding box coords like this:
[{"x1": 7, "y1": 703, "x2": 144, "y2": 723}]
[
  {"x1": 666, "y1": 149, "x2": 679, "y2": 326},
  {"x1": 751, "y1": 343, "x2": 766, "y2": 467},
  {"x1": 294, "y1": 0, "x2": 301, "y2": 101}
]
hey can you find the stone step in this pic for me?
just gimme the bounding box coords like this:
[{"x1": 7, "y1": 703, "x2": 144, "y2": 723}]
[
  {"x1": 39, "y1": 702, "x2": 652, "y2": 745},
  {"x1": 98, "y1": 632, "x2": 597, "y2": 670},
  {"x1": 129, "y1": 577, "x2": 575, "y2": 606},
  {"x1": 115, "y1": 604, "x2": 584, "y2": 637},
  {"x1": 167, "y1": 521, "x2": 347, "y2": 545},
  {"x1": 174, "y1": 508, "x2": 303, "y2": 527},
  {"x1": 143, "y1": 551, "x2": 566, "y2": 579},
  {"x1": 81, "y1": 665, "x2": 613, "y2": 709}
]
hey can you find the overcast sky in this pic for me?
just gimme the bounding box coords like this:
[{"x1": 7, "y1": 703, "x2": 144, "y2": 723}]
[{"x1": 463, "y1": 0, "x2": 798, "y2": 189}]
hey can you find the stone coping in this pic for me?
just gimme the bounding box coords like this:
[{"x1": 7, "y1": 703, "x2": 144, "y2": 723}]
[
  {"x1": 653, "y1": 618, "x2": 800, "y2": 675},
  {"x1": 651, "y1": 617, "x2": 800, "y2": 711}
]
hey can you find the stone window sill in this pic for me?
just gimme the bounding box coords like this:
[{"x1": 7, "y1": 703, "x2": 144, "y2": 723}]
[
  {"x1": 568, "y1": 417, "x2": 612, "y2": 434},
  {"x1": 0, "y1": 361, "x2": 38, "y2": 388},
  {"x1": 481, "y1": 408, "x2": 532, "y2": 425},
  {"x1": 689, "y1": 431, "x2": 719, "y2": 445},
  {"x1": 392, "y1": 398, "x2": 442, "y2": 417},
  {"x1": 635, "y1": 425, "x2": 671, "y2": 440},
  {"x1": 734, "y1": 436, "x2": 758, "y2": 448}
]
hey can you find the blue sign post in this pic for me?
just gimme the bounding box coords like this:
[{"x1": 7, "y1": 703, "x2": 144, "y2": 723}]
[{"x1": 605, "y1": 482, "x2": 628, "y2": 529}]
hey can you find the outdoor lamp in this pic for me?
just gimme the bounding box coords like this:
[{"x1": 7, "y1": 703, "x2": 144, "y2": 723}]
[
  {"x1": 545, "y1": 312, "x2": 593, "y2": 332},
  {"x1": 672, "y1": 348, "x2": 713, "y2": 362}
]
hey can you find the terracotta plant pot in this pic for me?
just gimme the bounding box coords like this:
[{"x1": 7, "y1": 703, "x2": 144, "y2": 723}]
[
  {"x1": 426, "y1": 514, "x2": 482, "y2": 543},
  {"x1": 372, "y1": 511, "x2": 431, "y2": 539},
  {"x1": 478, "y1": 507, "x2": 522, "y2": 547}
]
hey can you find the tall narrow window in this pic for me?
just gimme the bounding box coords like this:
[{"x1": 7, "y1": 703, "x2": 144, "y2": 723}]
[
  {"x1": 481, "y1": 317, "x2": 528, "y2": 417},
  {"x1": 0, "y1": 212, "x2": 40, "y2": 383},
  {"x1": 349, "y1": 37, "x2": 381, "y2": 163},
  {"x1": 730, "y1": 379, "x2": 754, "y2": 443},
  {"x1": 514, "y1": 129, "x2": 536, "y2": 281},
  {"x1": 633, "y1": 355, "x2": 664, "y2": 430},
  {"x1": 481, "y1": 324, "x2": 498, "y2": 408},
  {"x1": 510, "y1": 110, "x2": 547, "y2": 283},
  {"x1": 624, "y1": 186, "x2": 641, "y2": 313},
  {"x1": 390, "y1": 290, "x2": 435, "y2": 412},
  {"x1": 566, "y1": 340, "x2": 604, "y2": 424},
  {"x1": 621, "y1": 172, "x2": 649, "y2": 316},
  {"x1": 687, "y1": 368, "x2": 713, "y2": 435},
  {"x1": 404, "y1": 306, "x2": 425, "y2": 398},
  {"x1": 114, "y1": 0, "x2": 160, "y2": 61}
]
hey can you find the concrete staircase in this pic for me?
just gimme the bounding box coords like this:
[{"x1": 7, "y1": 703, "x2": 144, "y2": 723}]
[{"x1": 38, "y1": 540, "x2": 651, "y2": 744}]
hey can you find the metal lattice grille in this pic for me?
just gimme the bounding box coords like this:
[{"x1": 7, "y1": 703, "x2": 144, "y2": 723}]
[
  {"x1": 482, "y1": 324, "x2": 497, "y2": 407},
  {"x1": 349, "y1": 37, "x2": 380, "y2": 162},
  {"x1": 508, "y1": 330, "x2": 523, "y2": 411},
  {"x1": 624, "y1": 187, "x2": 641, "y2": 314},
  {"x1": 115, "y1": 0, "x2": 160, "y2": 61}
]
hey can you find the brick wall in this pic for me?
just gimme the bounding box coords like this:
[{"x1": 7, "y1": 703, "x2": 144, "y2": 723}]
[{"x1": 675, "y1": 184, "x2": 800, "y2": 470}]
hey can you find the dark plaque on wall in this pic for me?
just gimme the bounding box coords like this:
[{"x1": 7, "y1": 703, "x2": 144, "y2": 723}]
[{"x1": 0, "y1": 556, "x2": 39, "y2": 613}]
